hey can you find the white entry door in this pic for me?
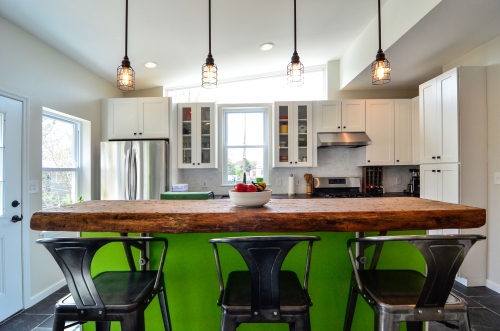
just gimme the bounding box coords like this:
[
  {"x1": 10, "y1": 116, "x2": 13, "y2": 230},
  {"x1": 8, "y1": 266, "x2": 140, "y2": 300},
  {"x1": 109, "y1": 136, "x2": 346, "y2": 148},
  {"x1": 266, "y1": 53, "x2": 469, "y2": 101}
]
[{"x1": 0, "y1": 96, "x2": 23, "y2": 322}]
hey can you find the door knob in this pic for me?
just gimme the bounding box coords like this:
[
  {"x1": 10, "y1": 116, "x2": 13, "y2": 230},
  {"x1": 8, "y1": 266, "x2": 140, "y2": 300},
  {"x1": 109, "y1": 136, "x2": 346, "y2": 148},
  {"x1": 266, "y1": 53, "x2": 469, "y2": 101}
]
[
  {"x1": 12, "y1": 200, "x2": 20, "y2": 207},
  {"x1": 11, "y1": 214, "x2": 23, "y2": 223}
]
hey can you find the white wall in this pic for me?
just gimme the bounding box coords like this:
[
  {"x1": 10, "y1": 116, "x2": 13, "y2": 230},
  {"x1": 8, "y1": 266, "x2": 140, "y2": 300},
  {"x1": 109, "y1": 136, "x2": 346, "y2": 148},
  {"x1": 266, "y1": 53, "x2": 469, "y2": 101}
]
[
  {"x1": 0, "y1": 15, "x2": 122, "y2": 306},
  {"x1": 442, "y1": 34, "x2": 500, "y2": 292}
]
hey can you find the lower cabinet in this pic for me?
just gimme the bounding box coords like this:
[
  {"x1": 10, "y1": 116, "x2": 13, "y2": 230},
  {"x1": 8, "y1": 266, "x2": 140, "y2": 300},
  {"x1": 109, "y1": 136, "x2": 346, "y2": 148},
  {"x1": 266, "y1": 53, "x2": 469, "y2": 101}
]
[{"x1": 420, "y1": 163, "x2": 459, "y2": 204}]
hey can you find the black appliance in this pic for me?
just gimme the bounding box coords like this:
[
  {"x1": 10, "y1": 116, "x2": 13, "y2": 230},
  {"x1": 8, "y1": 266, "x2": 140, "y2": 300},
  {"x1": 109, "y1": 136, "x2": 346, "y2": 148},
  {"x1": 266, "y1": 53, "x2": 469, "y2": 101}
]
[{"x1": 312, "y1": 177, "x2": 371, "y2": 198}]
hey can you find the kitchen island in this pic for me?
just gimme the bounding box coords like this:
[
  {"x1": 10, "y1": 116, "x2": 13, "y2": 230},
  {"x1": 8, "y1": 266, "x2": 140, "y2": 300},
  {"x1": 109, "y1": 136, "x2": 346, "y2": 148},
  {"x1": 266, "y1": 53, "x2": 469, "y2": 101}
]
[{"x1": 30, "y1": 198, "x2": 485, "y2": 331}]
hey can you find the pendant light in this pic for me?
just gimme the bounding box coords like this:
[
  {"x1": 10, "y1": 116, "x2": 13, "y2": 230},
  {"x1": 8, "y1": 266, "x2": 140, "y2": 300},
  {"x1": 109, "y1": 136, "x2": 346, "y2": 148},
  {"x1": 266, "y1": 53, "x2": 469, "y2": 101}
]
[
  {"x1": 371, "y1": 0, "x2": 391, "y2": 85},
  {"x1": 117, "y1": 0, "x2": 135, "y2": 91},
  {"x1": 202, "y1": 0, "x2": 217, "y2": 88},
  {"x1": 287, "y1": 0, "x2": 304, "y2": 87}
]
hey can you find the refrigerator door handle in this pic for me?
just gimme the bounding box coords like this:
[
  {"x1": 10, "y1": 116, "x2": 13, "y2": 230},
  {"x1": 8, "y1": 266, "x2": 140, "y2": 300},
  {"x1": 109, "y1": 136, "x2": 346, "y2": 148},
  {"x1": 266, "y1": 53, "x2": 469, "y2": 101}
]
[
  {"x1": 125, "y1": 148, "x2": 131, "y2": 200},
  {"x1": 131, "y1": 149, "x2": 138, "y2": 200}
]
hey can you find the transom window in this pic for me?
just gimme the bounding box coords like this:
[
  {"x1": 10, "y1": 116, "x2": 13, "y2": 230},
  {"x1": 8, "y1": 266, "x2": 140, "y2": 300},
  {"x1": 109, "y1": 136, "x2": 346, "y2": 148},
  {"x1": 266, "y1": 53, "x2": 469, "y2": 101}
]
[
  {"x1": 42, "y1": 111, "x2": 81, "y2": 209},
  {"x1": 222, "y1": 107, "x2": 269, "y2": 185}
]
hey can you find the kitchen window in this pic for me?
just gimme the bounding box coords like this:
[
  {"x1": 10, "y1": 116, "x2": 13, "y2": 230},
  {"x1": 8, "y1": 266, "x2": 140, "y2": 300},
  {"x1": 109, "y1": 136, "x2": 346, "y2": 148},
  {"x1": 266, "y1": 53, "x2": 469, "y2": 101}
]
[
  {"x1": 42, "y1": 110, "x2": 81, "y2": 209},
  {"x1": 221, "y1": 106, "x2": 270, "y2": 185}
]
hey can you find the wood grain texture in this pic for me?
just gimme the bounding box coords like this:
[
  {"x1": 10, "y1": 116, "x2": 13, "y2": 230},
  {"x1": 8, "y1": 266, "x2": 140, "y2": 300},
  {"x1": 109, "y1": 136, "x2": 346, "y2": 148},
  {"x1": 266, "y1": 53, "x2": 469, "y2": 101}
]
[{"x1": 30, "y1": 198, "x2": 485, "y2": 234}]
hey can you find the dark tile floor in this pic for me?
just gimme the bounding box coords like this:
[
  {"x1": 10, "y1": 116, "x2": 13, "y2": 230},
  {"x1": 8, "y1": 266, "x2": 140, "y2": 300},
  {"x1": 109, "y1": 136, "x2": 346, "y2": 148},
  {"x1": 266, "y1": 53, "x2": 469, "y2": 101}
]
[
  {"x1": 429, "y1": 283, "x2": 500, "y2": 331},
  {"x1": 0, "y1": 286, "x2": 78, "y2": 331},
  {"x1": 0, "y1": 282, "x2": 498, "y2": 330}
]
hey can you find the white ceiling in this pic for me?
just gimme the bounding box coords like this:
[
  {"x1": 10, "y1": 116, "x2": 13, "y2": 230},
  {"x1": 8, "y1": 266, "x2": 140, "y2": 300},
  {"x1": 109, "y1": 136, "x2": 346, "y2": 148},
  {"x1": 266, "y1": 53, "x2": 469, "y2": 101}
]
[{"x1": 0, "y1": 0, "x2": 498, "y2": 91}]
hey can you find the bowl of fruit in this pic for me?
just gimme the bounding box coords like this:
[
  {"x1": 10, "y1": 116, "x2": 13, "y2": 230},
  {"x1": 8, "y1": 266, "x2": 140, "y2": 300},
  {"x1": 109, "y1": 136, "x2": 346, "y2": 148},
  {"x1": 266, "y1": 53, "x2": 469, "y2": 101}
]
[{"x1": 229, "y1": 182, "x2": 271, "y2": 207}]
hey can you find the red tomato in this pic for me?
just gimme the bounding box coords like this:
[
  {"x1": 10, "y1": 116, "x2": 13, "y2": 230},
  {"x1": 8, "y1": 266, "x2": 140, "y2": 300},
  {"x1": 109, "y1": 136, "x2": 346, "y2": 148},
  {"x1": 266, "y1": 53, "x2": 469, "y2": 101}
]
[
  {"x1": 235, "y1": 183, "x2": 247, "y2": 192},
  {"x1": 246, "y1": 184, "x2": 257, "y2": 192}
]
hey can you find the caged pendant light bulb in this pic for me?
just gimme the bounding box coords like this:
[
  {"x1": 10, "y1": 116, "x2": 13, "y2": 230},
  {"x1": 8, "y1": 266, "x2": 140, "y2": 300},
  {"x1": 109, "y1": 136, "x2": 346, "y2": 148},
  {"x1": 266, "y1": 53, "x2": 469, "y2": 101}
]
[
  {"x1": 117, "y1": 0, "x2": 135, "y2": 91},
  {"x1": 371, "y1": 0, "x2": 391, "y2": 85},
  {"x1": 287, "y1": 0, "x2": 304, "y2": 87},
  {"x1": 202, "y1": 0, "x2": 218, "y2": 88}
]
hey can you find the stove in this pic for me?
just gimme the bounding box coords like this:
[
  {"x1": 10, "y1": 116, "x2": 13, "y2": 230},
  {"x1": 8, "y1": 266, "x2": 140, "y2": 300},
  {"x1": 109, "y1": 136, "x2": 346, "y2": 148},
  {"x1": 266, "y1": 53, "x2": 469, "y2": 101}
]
[{"x1": 313, "y1": 177, "x2": 371, "y2": 198}]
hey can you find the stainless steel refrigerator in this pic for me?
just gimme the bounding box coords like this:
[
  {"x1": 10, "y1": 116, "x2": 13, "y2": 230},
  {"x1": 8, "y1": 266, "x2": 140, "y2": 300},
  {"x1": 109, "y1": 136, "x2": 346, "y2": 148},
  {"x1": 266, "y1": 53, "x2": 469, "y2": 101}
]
[{"x1": 101, "y1": 140, "x2": 169, "y2": 200}]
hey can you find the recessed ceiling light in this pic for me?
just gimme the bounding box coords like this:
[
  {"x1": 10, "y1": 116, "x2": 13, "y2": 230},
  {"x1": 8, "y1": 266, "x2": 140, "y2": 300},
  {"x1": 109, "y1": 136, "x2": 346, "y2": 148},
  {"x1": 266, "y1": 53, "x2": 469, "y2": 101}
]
[
  {"x1": 144, "y1": 61, "x2": 158, "y2": 68},
  {"x1": 260, "y1": 43, "x2": 274, "y2": 51}
]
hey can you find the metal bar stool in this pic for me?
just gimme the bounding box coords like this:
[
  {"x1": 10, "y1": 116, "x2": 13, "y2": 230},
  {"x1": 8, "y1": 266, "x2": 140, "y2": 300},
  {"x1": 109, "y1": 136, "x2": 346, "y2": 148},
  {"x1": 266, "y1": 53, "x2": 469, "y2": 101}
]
[
  {"x1": 208, "y1": 235, "x2": 320, "y2": 331},
  {"x1": 343, "y1": 234, "x2": 486, "y2": 331},
  {"x1": 37, "y1": 236, "x2": 172, "y2": 331}
]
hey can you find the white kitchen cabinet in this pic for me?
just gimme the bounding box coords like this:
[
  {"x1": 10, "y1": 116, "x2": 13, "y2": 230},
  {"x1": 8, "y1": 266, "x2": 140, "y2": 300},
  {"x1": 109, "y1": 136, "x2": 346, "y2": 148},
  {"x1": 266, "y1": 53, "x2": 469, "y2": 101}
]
[
  {"x1": 178, "y1": 103, "x2": 217, "y2": 169},
  {"x1": 419, "y1": 68, "x2": 459, "y2": 164},
  {"x1": 394, "y1": 99, "x2": 413, "y2": 165},
  {"x1": 102, "y1": 97, "x2": 170, "y2": 140},
  {"x1": 274, "y1": 101, "x2": 313, "y2": 167},
  {"x1": 315, "y1": 100, "x2": 365, "y2": 133},
  {"x1": 420, "y1": 163, "x2": 459, "y2": 204},
  {"x1": 420, "y1": 66, "x2": 488, "y2": 287},
  {"x1": 412, "y1": 96, "x2": 420, "y2": 165},
  {"x1": 360, "y1": 99, "x2": 394, "y2": 166}
]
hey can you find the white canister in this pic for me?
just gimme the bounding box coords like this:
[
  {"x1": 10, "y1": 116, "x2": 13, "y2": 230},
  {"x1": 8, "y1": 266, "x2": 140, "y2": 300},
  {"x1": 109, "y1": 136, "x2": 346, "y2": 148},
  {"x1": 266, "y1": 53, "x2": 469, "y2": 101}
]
[{"x1": 298, "y1": 125, "x2": 307, "y2": 133}]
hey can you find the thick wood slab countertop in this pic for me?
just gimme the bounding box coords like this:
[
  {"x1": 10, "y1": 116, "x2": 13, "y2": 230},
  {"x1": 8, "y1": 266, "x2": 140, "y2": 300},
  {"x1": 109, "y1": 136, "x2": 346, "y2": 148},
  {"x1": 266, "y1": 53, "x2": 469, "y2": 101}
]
[{"x1": 30, "y1": 198, "x2": 486, "y2": 234}]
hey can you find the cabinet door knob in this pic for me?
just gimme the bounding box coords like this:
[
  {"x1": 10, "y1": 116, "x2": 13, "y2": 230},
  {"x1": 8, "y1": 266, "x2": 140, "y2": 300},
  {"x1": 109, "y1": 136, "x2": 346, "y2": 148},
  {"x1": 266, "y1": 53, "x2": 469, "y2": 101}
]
[
  {"x1": 432, "y1": 170, "x2": 436, "y2": 172},
  {"x1": 134, "y1": 133, "x2": 137, "y2": 135},
  {"x1": 367, "y1": 160, "x2": 370, "y2": 162},
  {"x1": 437, "y1": 170, "x2": 441, "y2": 172},
  {"x1": 343, "y1": 126, "x2": 346, "y2": 129},
  {"x1": 192, "y1": 163, "x2": 195, "y2": 165},
  {"x1": 198, "y1": 163, "x2": 200, "y2": 165},
  {"x1": 289, "y1": 162, "x2": 292, "y2": 164},
  {"x1": 338, "y1": 126, "x2": 341, "y2": 129},
  {"x1": 396, "y1": 160, "x2": 399, "y2": 162},
  {"x1": 432, "y1": 156, "x2": 436, "y2": 159},
  {"x1": 139, "y1": 132, "x2": 143, "y2": 135},
  {"x1": 436, "y1": 156, "x2": 441, "y2": 159},
  {"x1": 295, "y1": 161, "x2": 297, "y2": 164}
]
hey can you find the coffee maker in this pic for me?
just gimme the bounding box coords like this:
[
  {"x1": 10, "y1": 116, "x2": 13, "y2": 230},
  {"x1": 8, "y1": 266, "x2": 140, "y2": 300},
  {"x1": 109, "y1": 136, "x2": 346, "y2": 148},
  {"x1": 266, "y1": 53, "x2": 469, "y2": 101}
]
[{"x1": 407, "y1": 168, "x2": 420, "y2": 194}]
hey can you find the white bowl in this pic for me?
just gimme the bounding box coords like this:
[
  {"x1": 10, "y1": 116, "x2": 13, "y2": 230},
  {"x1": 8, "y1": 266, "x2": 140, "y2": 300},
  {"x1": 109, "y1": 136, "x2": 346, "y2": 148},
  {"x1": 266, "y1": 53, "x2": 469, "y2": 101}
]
[{"x1": 229, "y1": 189, "x2": 272, "y2": 207}]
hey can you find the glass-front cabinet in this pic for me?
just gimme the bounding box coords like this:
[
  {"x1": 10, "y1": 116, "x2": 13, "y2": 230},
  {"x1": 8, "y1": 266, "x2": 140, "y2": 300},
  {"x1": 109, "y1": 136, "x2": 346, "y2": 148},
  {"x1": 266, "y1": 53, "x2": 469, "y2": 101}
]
[
  {"x1": 178, "y1": 103, "x2": 216, "y2": 169},
  {"x1": 273, "y1": 101, "x2": 313, "y2": 167}
]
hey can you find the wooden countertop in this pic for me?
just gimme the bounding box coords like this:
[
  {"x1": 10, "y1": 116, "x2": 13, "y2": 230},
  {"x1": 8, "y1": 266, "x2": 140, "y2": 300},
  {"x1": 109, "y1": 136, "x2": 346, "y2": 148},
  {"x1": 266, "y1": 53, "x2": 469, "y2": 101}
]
[{"x1": 30, "y1": 198, "x2": 485, "y2": 234}]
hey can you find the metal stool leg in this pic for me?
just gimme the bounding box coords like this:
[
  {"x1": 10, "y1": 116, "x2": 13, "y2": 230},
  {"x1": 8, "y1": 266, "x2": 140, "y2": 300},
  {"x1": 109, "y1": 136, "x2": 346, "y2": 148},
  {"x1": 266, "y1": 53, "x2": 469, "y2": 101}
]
[
  {"x1": 407, "y1": 321, "x2": 423, "y2": 331},
  {"x1": 96, "y1": 321, "x2": 111, "y2": 331},
  {"x1": 220, "y1": 311, "x2": 237, "y2": 331},
  {"x1": 51, "y1": 314, "x2": 66, "y2": 331},
  {"x1": 343, "y1": 280, "x2": 359, "y2": 331},
  {"x1": 458, "y1": 311, "x2": 471, "y2": 331},
  {"x1": 293, "y1": 314, "x2": 311, "y2": 331},
  {"x1": 158, "y1": 287, "x2": 172, "y2": 331},
  {"x1": 120, "y1": 311, "x2": 145, "y2": 331}
]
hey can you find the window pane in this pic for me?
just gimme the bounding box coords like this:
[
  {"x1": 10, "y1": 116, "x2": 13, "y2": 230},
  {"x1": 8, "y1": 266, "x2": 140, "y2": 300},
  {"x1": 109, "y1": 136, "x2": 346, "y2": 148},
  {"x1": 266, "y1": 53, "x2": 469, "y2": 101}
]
[
  {"x1": 227, "y1": 112, "x2": 264, "y2": 146},
  {"x1": 42, "y1": 171, "x2": 77, "y2": 209},
  {"x1": 42, "y1": 116, "x2": 76, "y2": 168},
  {"x1": 227, "y1": 148, "x2": 264, "y2": 183}
]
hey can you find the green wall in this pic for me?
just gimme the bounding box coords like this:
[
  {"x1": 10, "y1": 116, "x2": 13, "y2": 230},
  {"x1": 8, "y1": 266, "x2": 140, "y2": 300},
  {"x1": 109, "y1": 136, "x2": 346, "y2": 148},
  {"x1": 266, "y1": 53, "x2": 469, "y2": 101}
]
[{"x1": 82, "y1": 231, "x2": 425, "y2": 331}]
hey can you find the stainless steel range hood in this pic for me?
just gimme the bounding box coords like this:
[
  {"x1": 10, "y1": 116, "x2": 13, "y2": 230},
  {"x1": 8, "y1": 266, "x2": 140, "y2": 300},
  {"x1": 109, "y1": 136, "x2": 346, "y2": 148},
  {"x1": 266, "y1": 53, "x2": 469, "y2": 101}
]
[{"x1": 317, "y1": 132, "x2": 372, "y2": 148}]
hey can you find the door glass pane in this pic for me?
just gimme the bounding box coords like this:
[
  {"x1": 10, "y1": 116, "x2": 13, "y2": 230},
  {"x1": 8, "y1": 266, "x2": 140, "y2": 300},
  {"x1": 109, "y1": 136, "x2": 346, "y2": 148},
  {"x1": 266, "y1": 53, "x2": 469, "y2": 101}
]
[
  {"x1": 42, "y1": 171, "x2": 76, "y2": 209},
  {"x1": 181, "y1": 107, "x2": 192, "y2": 165},
  {"x1": 278, "y1": 106, "x2": 290, "y2": 163},
  {"x1": 297, "y1": 105, "x2": 308, "y2": 163},
  {"x1": 0, "y1": 113, "x2": 4, "y2": 216},
  {"x1": 200, "y1": 107, "x2": 211, "y2": 164},
  {"x1": 227, "y1": 148, "x2": 264, "y2": 183},
  {"x1": 42, "y1": 116, "x2": 76, "y2": 168}
]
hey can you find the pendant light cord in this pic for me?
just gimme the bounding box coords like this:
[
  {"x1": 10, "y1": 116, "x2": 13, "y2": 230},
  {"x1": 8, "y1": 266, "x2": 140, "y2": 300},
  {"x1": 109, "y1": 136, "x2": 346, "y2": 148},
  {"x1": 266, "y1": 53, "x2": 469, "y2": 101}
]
[
  {"x1": 208, "y1": 0, "x2": 212, "y2": 55},
  {"x1": 294, "y1": 0, "x2": 297, "y2": 53},
  {"x1": 377, "y1": 0, "x2": 381, "y2": 52},
  {"x1": 125, "y1": 0, "x2": 129, "y2": 58}
]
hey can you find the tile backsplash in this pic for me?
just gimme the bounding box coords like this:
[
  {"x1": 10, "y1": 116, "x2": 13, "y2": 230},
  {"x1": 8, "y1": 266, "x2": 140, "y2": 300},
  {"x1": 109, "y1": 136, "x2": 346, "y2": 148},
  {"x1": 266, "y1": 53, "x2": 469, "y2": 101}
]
[{"x1": 175, "y1": 148, "x2": 418, "y2": 195}]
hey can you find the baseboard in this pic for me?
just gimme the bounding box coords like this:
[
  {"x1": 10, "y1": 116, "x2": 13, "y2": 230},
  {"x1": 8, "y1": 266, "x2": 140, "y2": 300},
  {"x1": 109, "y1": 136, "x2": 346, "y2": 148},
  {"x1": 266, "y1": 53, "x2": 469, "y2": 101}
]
[
  {"x1": 455, "y1": 276, "x2": 486, "y2": 287},
  {"x1": 486, "y1": 279, "x2": 500, "y2": 294},
  {"x1": 27, "y1": 278, "x2": 66, "y2": 308}
]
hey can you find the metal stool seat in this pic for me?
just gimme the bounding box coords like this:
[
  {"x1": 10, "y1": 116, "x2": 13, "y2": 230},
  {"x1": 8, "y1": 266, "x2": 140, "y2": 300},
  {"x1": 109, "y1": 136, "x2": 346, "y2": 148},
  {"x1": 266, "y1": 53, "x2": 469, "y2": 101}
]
[
  {"x1": 37, "y1": 237, "x2": 172, "y2": 331},
  {"x1": 209, "y1": 235, "x2": 320, "y2": 331},
  {"x1": 343, "y1": 234, "x2": 486, "y2": 331}
]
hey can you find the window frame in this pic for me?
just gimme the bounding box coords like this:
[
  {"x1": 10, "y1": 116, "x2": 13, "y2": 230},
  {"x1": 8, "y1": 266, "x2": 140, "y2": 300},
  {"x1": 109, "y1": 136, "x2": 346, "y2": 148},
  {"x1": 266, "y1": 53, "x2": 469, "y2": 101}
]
[
  {"x1": 41, "y1": 110, "x2": 82, "y2": 209},
  {"x1": 219, "y1": 104, "x2": 271, "y2": 186}
]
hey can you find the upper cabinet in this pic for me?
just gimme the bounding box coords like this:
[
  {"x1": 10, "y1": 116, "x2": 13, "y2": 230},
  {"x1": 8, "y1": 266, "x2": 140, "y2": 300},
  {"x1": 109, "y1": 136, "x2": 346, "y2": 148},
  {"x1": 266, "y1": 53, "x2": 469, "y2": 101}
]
[
  {"x1": 274, "y1": 101, "x2": 313, "y2": 167},
  {"x1": 315, "y1": 100, "x2": 365, "y2": 133},
  {"x1": 178, "y1": 103, "x2": 217, "y2": 169},
  {"x1": 394, "y1": 99, "x2": 413, "y2": 165},
  {"x1": 412, "y1": 96, "x2": 420, "y2": 165},
  {"x1": 419, "y1": 69, "x2": 459, "y2": 163},
  {"x1": 102, "y1": 97, "x2": 170, "y2": 141},
  {"x1": 361, "y1": 99, "x2": 395, "y2": 166}
]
